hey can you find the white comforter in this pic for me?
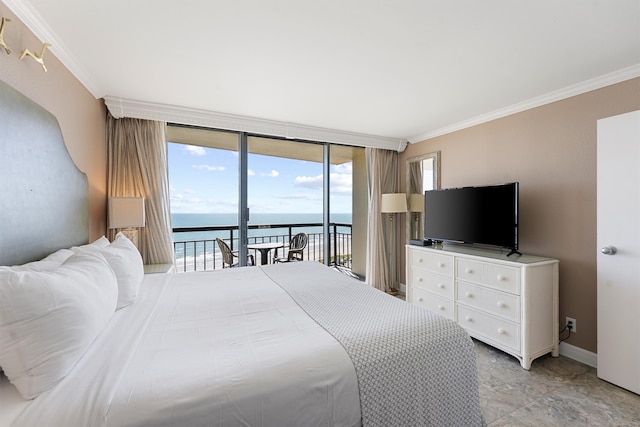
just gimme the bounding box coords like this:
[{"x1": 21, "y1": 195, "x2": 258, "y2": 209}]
[{"x1": 11, "y1": 267, "x2": 361, "y2": 427}]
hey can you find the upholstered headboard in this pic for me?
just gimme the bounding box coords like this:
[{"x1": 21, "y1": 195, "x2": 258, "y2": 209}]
[{"x1": 0, "y1": 79, "x2": 89, "y2": 266}]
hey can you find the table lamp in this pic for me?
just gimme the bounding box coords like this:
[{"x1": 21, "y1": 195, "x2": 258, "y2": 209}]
[{"x1": 108, "y1": 197, "x2": 145, "y2": 248}]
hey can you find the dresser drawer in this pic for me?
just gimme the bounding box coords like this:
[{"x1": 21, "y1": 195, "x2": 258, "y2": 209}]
[
  {"x1": 410, "y1": 269, "x2": 454, "y2": 299},
  {"x1": 457, "y1": 305, "x2": 520, "y2": 351},
  {"x1": 456, "y1": 281, "x2": 520, "y2": 322},
  {"x1": 456, "y1": 259, "x2": 520, "y2": 294},
  {"x1": 410, "y1": 249, "x2": 454, "y2": 277},
  {"x1": 411, "y1": 287, "x2": 454, "y2": 320}
]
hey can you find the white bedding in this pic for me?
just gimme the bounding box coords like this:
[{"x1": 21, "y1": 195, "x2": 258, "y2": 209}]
[{"x1": 8, "y1": 267, "x2": 361, "y2": 427}]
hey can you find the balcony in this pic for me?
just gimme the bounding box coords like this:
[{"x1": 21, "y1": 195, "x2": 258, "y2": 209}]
[{"x1": 172, "y1": 221, "x2": 352, "y2": 273}]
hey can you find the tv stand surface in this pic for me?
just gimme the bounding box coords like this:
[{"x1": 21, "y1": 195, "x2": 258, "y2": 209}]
[{"x1": 406, "y1": 244, "x2": 559, "y2": 369}]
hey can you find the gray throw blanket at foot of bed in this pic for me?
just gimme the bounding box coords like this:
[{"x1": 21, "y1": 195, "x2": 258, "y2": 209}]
[{"x1": 262, "y1": 262, "x2": 483, "y2": 427}]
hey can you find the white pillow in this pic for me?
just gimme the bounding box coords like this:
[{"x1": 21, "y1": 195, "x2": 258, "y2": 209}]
[
  {"x1": 71, "y1": 235, "x2": 110, "y2": 251},
  {"x1": 2, "y1": 248, "x2": 74, "y2": 272},
  {"x1": 0, "y1": 236, "x2": 110, "y2": 273},
  {"x1": 0, "y1": 252, "x2": 118, "y2": 399},
  {"x1": 100, "y1": 233, "x2": 144, "y2": 309},
  {"x1": 72, "y1": 233, "x2": 144, "y2": 310}
]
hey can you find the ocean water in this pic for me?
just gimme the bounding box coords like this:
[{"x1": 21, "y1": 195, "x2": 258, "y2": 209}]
[
  {"x1": 172, "y1": 212, "x2": 352, "y2": 242},
  {"x1": 171, "y1": 212, "x2": 352, "y2": 270}
]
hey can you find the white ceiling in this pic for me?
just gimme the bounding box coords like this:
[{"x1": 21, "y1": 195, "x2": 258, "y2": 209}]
[{"x1": 6, "y1": 0, "x2": 640, "y2": 149}]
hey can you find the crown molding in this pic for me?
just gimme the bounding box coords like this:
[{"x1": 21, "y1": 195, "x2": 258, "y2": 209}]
[
  {"x1": 408, "y1": 64, "x2": 640, "y2": 143},
  {"x1": 104, "y1": 96, "x2": 408, "y2": 151},
  {"x1": 4, "y1": 0, "x2": 103, "y2": 98}
]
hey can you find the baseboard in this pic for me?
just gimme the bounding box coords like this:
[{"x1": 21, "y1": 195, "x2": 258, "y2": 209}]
[{"x1": 559, "y1": 342, "x2": 597, "y2": 368}]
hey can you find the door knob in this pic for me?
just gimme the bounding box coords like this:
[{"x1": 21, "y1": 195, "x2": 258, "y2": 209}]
[{"x1": 601, "y1": 246, "x2": 617, "y2": 255}]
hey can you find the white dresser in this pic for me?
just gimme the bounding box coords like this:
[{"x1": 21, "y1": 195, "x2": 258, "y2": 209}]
[{"x1": 406, "y1": 244, "x2": 559, "y2": 369}]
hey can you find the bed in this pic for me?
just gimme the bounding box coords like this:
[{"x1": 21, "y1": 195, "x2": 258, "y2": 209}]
[{"x1": 0, "y1": 79, "x2": 483, "y2": 426}]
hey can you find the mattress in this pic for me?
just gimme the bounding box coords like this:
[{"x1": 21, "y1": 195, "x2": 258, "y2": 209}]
[{"x1": 10, "y1": 265, "x2": 361, "y2": 426}]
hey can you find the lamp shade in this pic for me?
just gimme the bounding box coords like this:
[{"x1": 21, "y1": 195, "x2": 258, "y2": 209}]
[
  {"x1": 108, "y1": 197, "x2": 145, "y2": 228},
  {"x1": 380, "y1": 193, "x2": 407, "y2": 213},
  {"x1": 409, "y1": 194, "x2": 424, "y2": 212}
]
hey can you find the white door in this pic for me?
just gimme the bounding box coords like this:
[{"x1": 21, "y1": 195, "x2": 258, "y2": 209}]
[{"x1": 597, "y1": 110, "x2": 640, "y2": 395}]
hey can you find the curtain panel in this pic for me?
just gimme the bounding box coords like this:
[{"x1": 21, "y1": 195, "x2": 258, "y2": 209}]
[
  {"x1": 365, "y1": 147, "x2": 399, "y2": 293},
  {"x1": 106, "y1": 112, "x2": 174, "y2": 264}
]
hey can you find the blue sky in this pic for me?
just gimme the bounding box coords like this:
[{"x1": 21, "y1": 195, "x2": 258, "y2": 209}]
[{"x1": 168, "y1": 143, "x2": 353, "y2": 214}]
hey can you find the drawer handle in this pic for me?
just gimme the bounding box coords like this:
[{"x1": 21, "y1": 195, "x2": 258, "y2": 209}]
[
  {"x1": 438, "y1": 262, "x2": 445, "y2": 268},
  {"x1": 465, "y1": 316, "x2": 473, "y2": 322},
  {"x1": 418, "y1": 277, "x2": 423, "y2": 282},
  {"x1": 438, "y1": 304, "x2": 445, "y2": 310},
  {"x1": 497, "y1": 328, "x2": 505, "y2": 335},
  {"x1": 497, "y1": 274, "x2": 505, "y2": 281},
  {"x1": 465, "y1": 292, "x2": 473, "y2": 298},
  {"x1": 438, "y1": 283, "x2": 445, "y2": 289},
  {"x1": 465, "y1": 268, "x2": 473, "y2": 274},
  {"x1": 497, "y1": 301, "x2": 506, "y2": 308},
  {"x1": 418, "y1": 297, "x2": 424, "y2": 302},
  {"x1": 418, "y1": 258, "x2": 423, "y2": 263}
]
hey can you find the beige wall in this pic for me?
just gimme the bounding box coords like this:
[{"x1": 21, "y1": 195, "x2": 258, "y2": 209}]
[
  {"x1": 0, "y1": 2, "x2": 106, "y2": 240},
  {"x1": 400, "y1": 77, "x2": 640, "y2": 353}
]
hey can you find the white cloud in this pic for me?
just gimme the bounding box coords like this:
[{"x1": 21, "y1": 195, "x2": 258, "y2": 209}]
[
  {"x1": 184, "y1": 189, "x2": 196, "y2": 194},
  {"x1": 184, "y1": 145, "x2": 206, "y2": 156},
  {"x1": 193, "y1": 164, "x2": 225, "y2": 171},
  {"x1": 248, "y1": 169, "x2": 255, "y2": 176},
  {"x1": 263, "y1": 170, "x2": 279, "y2": 177},
  {"x1": 295, "y1": 174, "x2": 323, "y2": 189},
  {"x1": 294, "y1": 173, "x2": 351, "y2": 193},
  {"x1": 330, "y1": 173, "x2": 352, "y2": 194},
  {"x1": 274, "y1": 193, "x2": 322, "y2": 201},
  {"x1": 333, "y1": 163, "x2": 352, "y2": 174}
]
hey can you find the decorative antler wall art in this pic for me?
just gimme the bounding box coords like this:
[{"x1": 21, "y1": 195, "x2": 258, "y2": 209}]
[
  {"x1": 0, "y1": 17, "x2": 11, "y2": 55},
  {"x1": 20, "y1": 42, "x2": 51, "y2": 72},
  {"x1": 0, "y1": 15, "x2": 52, "y2": 72}
]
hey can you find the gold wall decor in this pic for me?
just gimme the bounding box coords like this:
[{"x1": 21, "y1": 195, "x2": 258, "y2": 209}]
[
  {"x1": 20, "y1": 42, "x2": 51, "y2": 72},
  {"x1": 0, "y1": 17, "x2": 11, "y2": 55}
]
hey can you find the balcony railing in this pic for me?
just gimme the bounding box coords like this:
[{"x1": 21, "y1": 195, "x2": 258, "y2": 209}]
[{"x1": 172, "y1": 222, "x2": 352, "y2": 273}]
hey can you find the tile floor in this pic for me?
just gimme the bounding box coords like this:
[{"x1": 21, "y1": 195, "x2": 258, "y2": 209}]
[{"x1": 474, "y1": 339, "x2": 640, "y2": 426}]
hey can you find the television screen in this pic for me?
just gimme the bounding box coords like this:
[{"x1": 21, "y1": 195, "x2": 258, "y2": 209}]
[{"x1": 424, "y1": 182, "x2": 519, "y2": 253}]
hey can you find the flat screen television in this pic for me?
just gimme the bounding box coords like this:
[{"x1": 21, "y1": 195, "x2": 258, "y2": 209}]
[{"x1": 423, "y1": 182, "x2": 519, "y2": 255}]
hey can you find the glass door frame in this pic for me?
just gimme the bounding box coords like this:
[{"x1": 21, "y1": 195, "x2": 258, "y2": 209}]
[
  {"x1": 237, "y1": 132, "x2": 331, "y2": 267},
  {"x1": 238, "y1": 132, "x2": 250, "y2": 266}
]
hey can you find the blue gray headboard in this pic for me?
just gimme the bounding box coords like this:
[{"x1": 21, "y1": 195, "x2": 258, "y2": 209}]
[{"x1": 0, "y1": 79, "x2": 89, "y2": 266}]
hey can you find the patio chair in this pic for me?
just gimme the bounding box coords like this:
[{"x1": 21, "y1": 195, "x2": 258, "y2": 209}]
[
  {"x1": 216, "y1": 238, "x2": 254, "y2": 268},
  {"x1": 274, "y1": 232, "x2": 308, "y2": 263}
]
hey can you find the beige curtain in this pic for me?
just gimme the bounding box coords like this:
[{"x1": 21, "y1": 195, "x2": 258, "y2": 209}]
[
  {"x1": 409, "y1": 161, "x2": 423, "y2": 240},
  {"x1": 409, "y1": 161, "x2": 422, "y2": 194},
  {"x1": 106, "y1": 112, "x2": 174, "y2": 264},
  {"x1": 365, "y1": 147, "x2": 399, "y2": 292}
]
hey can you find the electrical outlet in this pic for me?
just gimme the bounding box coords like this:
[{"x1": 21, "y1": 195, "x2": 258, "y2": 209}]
[{"x1": 566, "y1": 317, "x2": 577, "y2": 333}]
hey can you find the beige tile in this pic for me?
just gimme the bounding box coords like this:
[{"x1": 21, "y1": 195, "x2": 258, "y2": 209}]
[{"x1": 473, "y1": 340, "x2": 640, "y2": 426}]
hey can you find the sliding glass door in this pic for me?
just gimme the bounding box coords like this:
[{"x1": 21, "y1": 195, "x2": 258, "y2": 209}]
[
  {"x1": 167, "y1": 124, "x2": 362, "y2": 272},
  {"x1": 166, "y1": 126, "x2": 239, "y2": 271},
  {"x1": 246, "y1": 136, "x2": 324, "y2": 265}
]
